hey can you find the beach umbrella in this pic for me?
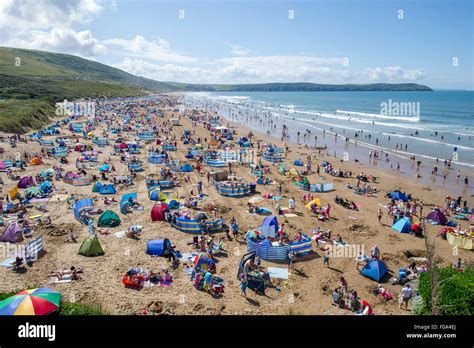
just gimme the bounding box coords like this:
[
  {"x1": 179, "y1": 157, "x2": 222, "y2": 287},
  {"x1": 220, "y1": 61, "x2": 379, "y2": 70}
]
[{"x1": 0, "y1": 288, "x2": 61, "y2": 315}]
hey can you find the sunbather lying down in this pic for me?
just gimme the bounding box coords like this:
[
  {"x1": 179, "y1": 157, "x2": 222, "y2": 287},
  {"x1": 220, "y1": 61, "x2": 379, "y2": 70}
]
[{"x1": 50, "y1": 267, "x2": 82, "y2": 280}]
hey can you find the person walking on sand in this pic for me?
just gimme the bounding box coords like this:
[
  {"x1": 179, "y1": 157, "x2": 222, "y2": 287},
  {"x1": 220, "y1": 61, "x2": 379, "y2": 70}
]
[
  {"x1": 323, "y1": 248, "x2": 330, "y2": 267},
  {"x1": 288, "y1": 252, "x2": 294, "y2": 274},
  {"x1": 240, "y1": 273, "x2": 248, "y2": 298},
  {"x1": 399, "y1": 284, "x2": 413, "y2": 311},
  {"x1": 377, "y1": 208, "x2": 383, "y2": 225}
]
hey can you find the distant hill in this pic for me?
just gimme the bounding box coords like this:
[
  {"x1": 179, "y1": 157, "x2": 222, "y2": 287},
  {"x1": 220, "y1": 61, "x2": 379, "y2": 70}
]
[
  {"x1": 0, "y1": 46, "x2": 432, "y2": 133},
  {"x1": 170, "y1": 82, "x2": 432, "y2": 92}
]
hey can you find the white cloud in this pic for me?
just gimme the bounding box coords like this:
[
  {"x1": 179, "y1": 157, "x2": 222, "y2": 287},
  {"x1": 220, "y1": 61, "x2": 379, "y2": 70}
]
[
  {"x1": 103, "y1": 35, "x2": 195, "y2": 63},
  {"x1": 230, "y1": 44, "x2": 250, "y2": 56},
  {"x1": 0, "y1": 0, "x2": 107, "y2": 58},
  {"x1": 362, "y1": 66, "x2": 425, "y2": 82}
]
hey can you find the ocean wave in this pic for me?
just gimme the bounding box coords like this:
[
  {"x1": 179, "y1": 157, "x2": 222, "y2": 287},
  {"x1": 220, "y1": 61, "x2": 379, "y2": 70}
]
[{"x1": 336, "y1": 109, "x2": 420, "y2": 122}]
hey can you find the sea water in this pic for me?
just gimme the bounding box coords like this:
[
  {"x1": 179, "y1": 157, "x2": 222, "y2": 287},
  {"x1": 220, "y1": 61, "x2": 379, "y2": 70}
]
[{"x1": 183, "y1": 90, "x2": 473, "y2": 195}]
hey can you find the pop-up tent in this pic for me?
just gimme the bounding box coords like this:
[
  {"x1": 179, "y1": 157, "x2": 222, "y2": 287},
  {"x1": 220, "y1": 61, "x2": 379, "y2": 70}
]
[
  {"x1": 148, "y1": 187, "x2": 163, "y2": 201},
  {"x1": 392, "y1": 217, "x2": 412, "y2": 233},
  {"x1": 97, "y1": 210, "x2": 121, "y2": 227},
  {"x1": 180, "y1": 163, "x2": 193, "y2": 172},
  {"x1": 151, "y1": 202, "x2": 168, "y2": 221},
  {"x1": 0, "y1": 222, "x2": 24, "y2": 243},
  {"x1": 78, "y1": 235, "x2": 104, "y2": 256},
  {"x1": 193, "y1": 252, "x2": 216, "y2": 272},
  {"x1": 388, "y1": 190, "x2": 408, "y2": 202},
  {"x1": 92, "y1": 181, "x2": 102, "y2": 193},
  {"x1": 18, "y1": 176, "x2": 35, "y2": 189},
  {"x1": 293, "y1": 159, "x2": 304, "y2": 166},
  {"x1": 305, "y1": 198, "x2": 321, "y2": 210},
  {"x1": 260, "y1": 215, "x2": 278, "y2": 238},
  {"x1": 426, "y1": 209, "x2": 448, "y2": 225},
  {"x1": 146, "y1": 238, "x2": 172, "y2": 256},
  {"x1": 30, "y1": 157, "x2": 43, "y2": 165},
  {"x1": 99, "y1": 184, "x2": 117, "y2": 195},
  {"x1": 361, "y1": 259, "x2": 388, "y2": 281}
]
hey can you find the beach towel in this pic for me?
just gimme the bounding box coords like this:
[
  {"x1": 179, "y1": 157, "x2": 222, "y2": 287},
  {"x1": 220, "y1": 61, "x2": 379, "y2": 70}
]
[
  {"x1": 267, "y1": 267, "x2": 289, "y2": 279},
  {"x1": 113, "y1": 231, "x2": 126, "y2": 238},
  {"x1": 0, "y1": 257, "x2": 15, "y2": 268},
  {"x1": 283, "y1": 213, "x2": 298, "y2": 218}
]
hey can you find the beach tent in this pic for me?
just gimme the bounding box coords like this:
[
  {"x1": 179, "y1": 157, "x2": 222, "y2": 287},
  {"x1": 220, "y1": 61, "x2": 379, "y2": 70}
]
[
  {"x1": 78, "y1": 235, "x2": 104, "y2": 256},
  {"x1": 25, "y1": 187, "x2": 42, "y2": 197},
  {"x1": 97, "y1": 210, "x2": 121, "y2": 227},
  {"x1": 99, "y1": 164, "x2": 110, "y2": 173},
  {"x1": 260, "y1": 215, "x2": 279, "y2": 238},
  {"x1": 0, "y1": 222, "x2": 23, "y2": 243},
  {"x1": 30, "y1": 157, "x2": 43, "y2": 165},
  {"x1": 151, "y1": 203, "x2": 168, "y2": 221},
  {"x1": 388, "y1": 190, "x2": 408, "y2": 202},
  {"x1": 426, "y1": 209, "x2": 448, "y2": 225},
  {"x1": 361, "y1": 259, "x2": 388, "y2": 282},
  {"x1": 180, "y1": 163, "x2": 193, "y2": 172},
  {"x1": 392, "y1": 217, "x2": 412, "y2": 233},
  {"x1": 39, "y1": 181, "x2": 53, "y2": 193},
  {"x1": 40, "y1": 168, "x2": 54, "y2": 178},
  {"x1": 164, "y1": 199, "x2": 180, "y2": 210},
  {"x1": 293, "y1": 159, "x2": 304, "y2": 166},
  {"x1": 305, "y1": 198, "x2": 321, "y2": 210},
  {"x1": 120, "y1": 192, "x2": 137, "y2": 214},
  {"x1": 148, "y1": 187, "x2": 162, "y2": 201},
  {"x1": 99, "y1": 184, "x2": 117, "y2": 195},
  {"x1": 18, "y1": 176, "x2": 35, "y2": 189},
  {"x1": 92, "y1": 181, "x2": 103, "y2": 193},
  {"x1": 146, "y1": 239, "x2": 172, "y2": 256},
  {"x1": 193, "y1": 252, "x2": 216, "y2": 271}
]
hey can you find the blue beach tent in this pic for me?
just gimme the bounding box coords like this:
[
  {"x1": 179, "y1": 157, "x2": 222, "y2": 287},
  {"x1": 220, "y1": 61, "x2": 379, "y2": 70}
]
[
  {"x1": 392, "y1": 217, "x2": 411, "y2": 233},
  {"x1": 361, "y1": 259, "x2": 388, "y2": 282}
]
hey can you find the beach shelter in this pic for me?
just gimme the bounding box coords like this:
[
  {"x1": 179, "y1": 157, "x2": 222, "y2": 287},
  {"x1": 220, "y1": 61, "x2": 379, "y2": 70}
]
[
  {"x1": 92, "y1": 181, "x2": 103, "y2": 193},
  {"x1": 99, "y1": 184, "x2": 116, "y2": 195},
  {"x1": 164, "y1": 198, "x2": 180, "y2": 210},
  {"x1": 293, "y1": 159, "x2": 304, "y2": 166},
  {"x1": 25, "y1": 186, "x2": 42, "y2": 197},
  {"x1": 73, "y1": 198, "x2": 94, "y2": 220},
  {"x1": 305, "y1": 198, "x2": 321, "y2": 210},
  {"x1": 78, "y1": 235, "x2": 104, "y2": 256},
  {"x1": 148, "y1": 187, "x2": 161, "y2": 201},
  {"x1": 30, "y1": 157, "x2": 43, "y2": 165},
  {"x1": 151, "y1": 203, "x2": 168, "y2": 221},
  {"x1": 0, "y1": 288, "x2": 61, "y2": 315},
  {"x1": 180, "y1": 163, "x2": 193, "y2": 172},
  {"x1": 120, "y1": 192, "x2": 137, "y2": 214},
  {"x1": 146, "y1": 239, "x2": 172, "y2": 256},
  {"x1": 18, "y1": 176, "x2": 35, "y2": 189},
  {"x1": 0, "y1": 222, "x2": 23, "y2": 243},
  {"x1": 260, "y1": 215, "x2": 279, "y2": 238},
  {"x1": 426, "y1": 209, "x2": 448, "y2": 225},
  {"x1": 40, "y1": 168, "x2": 55, "y2": 178},
  {"x1": 193, "y1": 252, "x2": 216, "y2": 271},
  {"x1": 39, "y1": 181, "x2": 53, "y2": 193},
  {"x1": 392, "y1": 217, "x2": 412, "y2": 233},
  {"x1": 97, "y1": 210, "x2": 121, "y2": 227},
  {"x1": 361, "y1": 259, "x2": 388, "y2": 282},
  {"x1": 99, "y1": 164, "x2": 110, "y2": 173},
  {"x1": 388, "y1": 190, "x2": 408, "y2": 202}
]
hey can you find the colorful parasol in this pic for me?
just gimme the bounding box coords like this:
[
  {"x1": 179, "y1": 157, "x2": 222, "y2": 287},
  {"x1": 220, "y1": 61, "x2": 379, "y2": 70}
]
[{"x1": 0, "y1": 288, "x2": 61, "y2": 315}]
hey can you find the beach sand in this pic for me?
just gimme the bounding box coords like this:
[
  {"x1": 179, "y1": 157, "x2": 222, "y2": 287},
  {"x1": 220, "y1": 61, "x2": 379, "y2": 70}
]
[{"x1": 0, "y1": 95, "x2": 472, "y2": 315}]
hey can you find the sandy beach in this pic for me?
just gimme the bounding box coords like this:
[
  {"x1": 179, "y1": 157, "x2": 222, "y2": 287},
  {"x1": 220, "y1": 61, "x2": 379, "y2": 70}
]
[{"x1": 0, "y1": 94, "x2": 472, "y2": 315}]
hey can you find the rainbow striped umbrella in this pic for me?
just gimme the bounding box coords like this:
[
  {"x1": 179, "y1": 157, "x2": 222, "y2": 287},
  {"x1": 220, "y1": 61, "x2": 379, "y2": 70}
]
[{"x1": 0, "y1": 288, "x2": 61, "y2": 315}]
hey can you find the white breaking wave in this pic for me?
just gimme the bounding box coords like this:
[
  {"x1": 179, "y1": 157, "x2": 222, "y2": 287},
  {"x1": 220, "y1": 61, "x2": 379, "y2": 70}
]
[{"x1": 336, "y1": 109, "x2": 421, "y2": 122}]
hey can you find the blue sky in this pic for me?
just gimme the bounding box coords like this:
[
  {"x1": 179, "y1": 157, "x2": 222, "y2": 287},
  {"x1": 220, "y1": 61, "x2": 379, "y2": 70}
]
[{"x1": 0, "y1": 0, "x2": 472, "y2": 89}]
